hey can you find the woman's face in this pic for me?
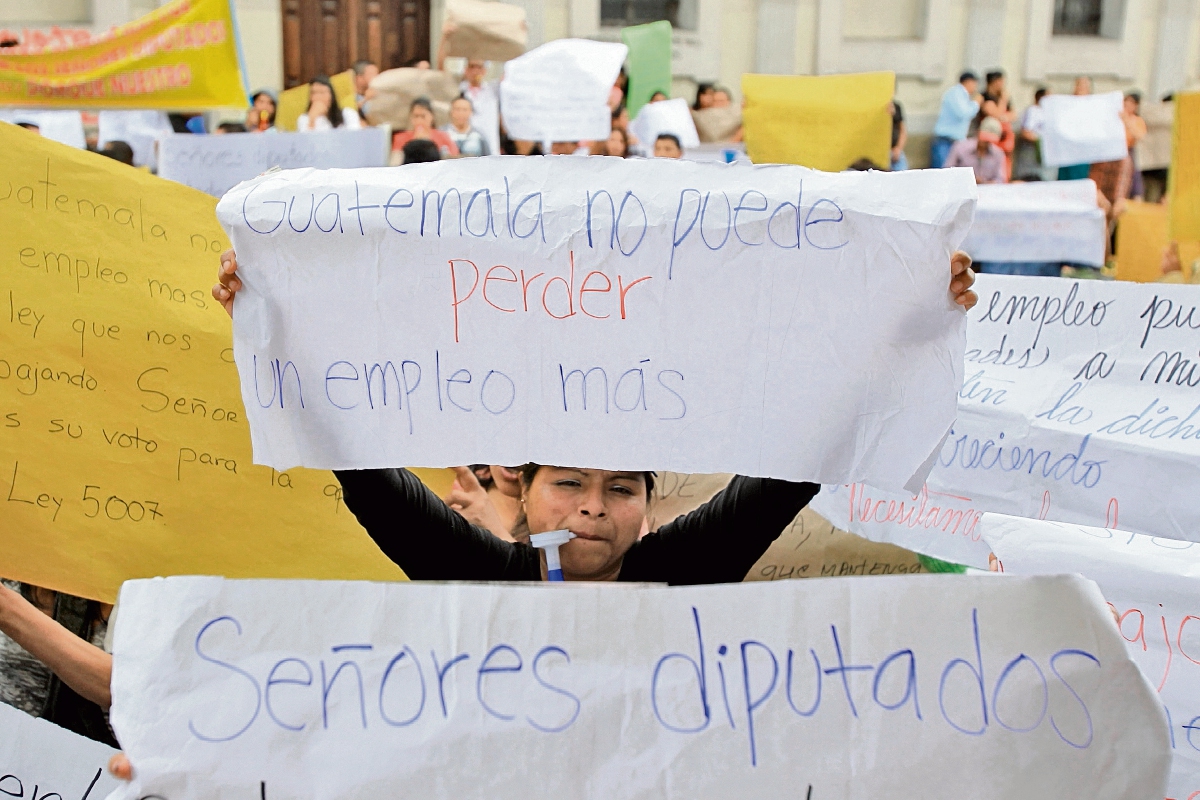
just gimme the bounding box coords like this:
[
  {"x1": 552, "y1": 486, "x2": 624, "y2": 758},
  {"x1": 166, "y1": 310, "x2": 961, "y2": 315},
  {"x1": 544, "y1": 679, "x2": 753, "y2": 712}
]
[
  {"x1": 309, "y1": 82, "x2": 332, "y2": 108},
  {"x1": 606, "y1": 129, "x2": 625, "y2": 156},
  {"x1": 523, "y1": 467, "x2": 648, "y2": 580},
  {"x1": 254, "y1": 93, "x2": 275, "y2": 113},
  {"x1": 697, "y1": 88, "x2": 715, "y2": 109},
  {"x1": 450, "y1": 99, "x2": 472, "y2": 128},
  {"x1": 410, "y1": 104, "x2": 434, "y2": 130}
]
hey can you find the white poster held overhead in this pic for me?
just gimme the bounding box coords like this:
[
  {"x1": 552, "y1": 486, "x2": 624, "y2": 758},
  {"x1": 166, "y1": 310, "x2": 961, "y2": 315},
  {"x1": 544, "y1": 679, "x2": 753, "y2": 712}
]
[
  {"x1": 812, "y1": 276, "x2": 1200, "y2": 567},
  {"x1": 98, "y1": 110, "x2": 175, "y2": 170},
  {"x1": 1039, "y1": 91, "x2": 1128, "y2": 168},
  {"x1": 981, "y1": 513, "x2": 1200, "y2": 800},
  {"x1": 107, "y1": 575, "x2": 1169, "y2": 800},
  {"x1": 158, "y1": 128, "x2": 392, "y2": 197},
  {"x1": 217, "y1": 158, "x2": 975, "y2": 488},
  {"x1": 499, "y1": 39, "x2": 627, "y2": 142},
  {"x1": 629, "y1": 97, "x2": 702, "y2": 151},
  {"x1": 0, "y1": 110, "x2": 86, "y2": 148},
  {"x1": 961, "y1": 180, "x2": 1106, "y2": 267},
  {"x1": 0, "y1": 701, "x2": 120, "y2": 800}
]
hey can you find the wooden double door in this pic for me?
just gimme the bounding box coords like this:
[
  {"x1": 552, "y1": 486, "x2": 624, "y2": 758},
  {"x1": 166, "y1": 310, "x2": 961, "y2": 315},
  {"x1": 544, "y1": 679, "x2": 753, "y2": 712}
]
[{"x1": 282, "y1": 0, "x2": 431, "y2": 89}]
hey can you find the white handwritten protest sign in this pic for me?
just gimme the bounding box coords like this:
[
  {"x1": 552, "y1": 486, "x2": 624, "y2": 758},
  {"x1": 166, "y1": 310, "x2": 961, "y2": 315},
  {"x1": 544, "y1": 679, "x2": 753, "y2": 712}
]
[
  {"x1": 0, "y1": 701, "x2": 119, "y2": 800},
  {"x1": 629, "y1": 97, "x2": 702, "y2": 151},
  {"x1": 108, "y1": 575, "x2": 1168, "y2": 800},
  {"x1": 0, "y1": 111, "x2": 86, "y2": 148},
  {"x1": 981, "y1": 514, "x2": 1200, "y2": 799},
  {"x1": 961, "y1": 180, "x2": 1106, "y2": 267},
  {"x1": 500, "y1": 40, "x2": 627, "y2": 141},
  {"x1": 216, "y1": 158, "x2": 975, "y2": 488},
  {"x1": 812, "y1": 275, "x2": 1200, "y2": 567},
  {"x1": 158, "y1": 128, "x2": 391, "y2": 197},
  {"x1": 1039, "y1": 92, "x2": 1128, "y2": 168}
]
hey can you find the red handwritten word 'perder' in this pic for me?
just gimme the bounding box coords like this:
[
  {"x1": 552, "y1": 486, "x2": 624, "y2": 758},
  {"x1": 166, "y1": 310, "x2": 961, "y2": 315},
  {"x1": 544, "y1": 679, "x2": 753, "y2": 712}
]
[{"x1": 448, "y1": 251, "x2": 652, "y2": 343}]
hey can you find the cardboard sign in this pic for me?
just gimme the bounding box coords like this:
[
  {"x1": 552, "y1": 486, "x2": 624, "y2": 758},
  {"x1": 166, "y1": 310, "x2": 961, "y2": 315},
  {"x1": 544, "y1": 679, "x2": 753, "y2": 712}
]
[
  {"x1": 500, "y1": 40, "x2": 627, "y2": 142},
  {"x1": 1168, "y1": 92, "x2": 1200, "y2": 242},
  {"x1": 0, "y1": 702, "x2": 120, "y2": 800},
  {"x1": 443, "y1": 0, "x2": 527, "y2": 63},
  {"x1": 107, "y1": 574, "x2": 1170, "y2": 800},
  {"x1": 981, "y1": 513, "x2": 1200, "y2": 799},
  {"x1": 158, "y1": 128, "x2": 391, "y2": 197},
  {"x1": 0, "y1": 0, "x2": 247, "y2": 109},
  {"x1": 0, "y1": 123, "x2": 408, "y2": 603},
  {"x1": 1039, "y1": 92, "x2": 1128, "y2": 168},
  {"x1": 362, "y1": 68, "x2": 459, "y2": 130},
  {"x1": 962, "y1": 180, "x2": 1106, "y2": 267},
  {"x1": 741, "y1": 72, "x2": 892, "y2": 172},
  {"x1": 691, "y1": 106, "x2": 743, "y2": 144},
  {"x1": 812, "y1": 275, "x2": 1200, "y2": 568},
  {"x1": 216, "y1": 158, "x2": 975, "y2": 490}
]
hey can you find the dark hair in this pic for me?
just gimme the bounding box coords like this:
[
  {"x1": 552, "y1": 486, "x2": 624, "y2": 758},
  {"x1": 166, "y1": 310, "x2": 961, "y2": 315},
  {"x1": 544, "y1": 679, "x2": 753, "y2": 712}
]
[
  {"x1": 959, "y1": 71, "x2": 978, "y2": 84},
  {"x1": 985, "y1": 70, "x2": 1004, "y2": 85},
  {"x1": 519, "y1": 464, "x2": 655, "y2": 496},
  {"x1": 402, "y1": 139, "x2": 441, "y2": 164},
  {"x1": 650, "y1": 91, "x2": 668, "y2": 101},
  {"x1": 218, "y1": 122, "x2": 248, "y2": 133},
  {"x1": 693, "y1": 81, "x2": 715, "y2": 110},
  {"x1": 452, "y1": 93, "x2": 474, "y2": 111},
  {"x1": 849, "y1": 157, "x2": 883, "y2": 171},
  {"x1": 100, "y1": 140, "x2": 135, "y2": 165},
  {"x1": 656, "y1": 132, "x2": 682, "y2": 150},
  {"x1": 1125, "y1": 91, "x2": 1141, "y2": 104},
  {"x1": 307, "y1": 76, "x2": 342, "y2": 128},
  {"x1": 1034, "y1": 86, "x2": 1048, "y2": 103},
  {"x1": 607, "y1": 126, "x2": 629, "y2": 157},
  {"x1": 15, "y1": 122, "x2": 39, "y2": 131},
  {"x1": 470, "y1": 465, "x2": 494, "y2": 489},
  {"x1": 411, "y1": 96, "x2": 434, "y2": 117}
]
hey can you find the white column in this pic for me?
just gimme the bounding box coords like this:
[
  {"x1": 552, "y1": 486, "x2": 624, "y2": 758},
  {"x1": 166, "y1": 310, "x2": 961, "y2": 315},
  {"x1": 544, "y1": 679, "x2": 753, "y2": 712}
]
[
  {"x1": 1152, "y1": 0, "x2": 1198, "y2": 100},
  {"x1": 91, "y1": 0, "x2": 131, "y2": 29},
  {"x1": 964, "y1": 0, "x2": 1006, "y2": 75},
  {"x1": 755, "y1": 0, "x2": 798, "y2": 74}
]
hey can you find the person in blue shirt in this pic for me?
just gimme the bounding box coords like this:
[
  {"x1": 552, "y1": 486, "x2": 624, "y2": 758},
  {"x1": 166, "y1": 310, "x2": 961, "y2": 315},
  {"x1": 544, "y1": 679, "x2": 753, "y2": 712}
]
[{"x1": 931, "y1": 72, "x2": 982, "y2": 169}]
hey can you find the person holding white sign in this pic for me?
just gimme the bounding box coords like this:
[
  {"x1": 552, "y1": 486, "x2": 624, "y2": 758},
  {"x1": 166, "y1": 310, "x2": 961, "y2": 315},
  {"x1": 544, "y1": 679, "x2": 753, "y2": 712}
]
[{"x1": 210, "y1": 251, "x2": 979, "y2": 585}]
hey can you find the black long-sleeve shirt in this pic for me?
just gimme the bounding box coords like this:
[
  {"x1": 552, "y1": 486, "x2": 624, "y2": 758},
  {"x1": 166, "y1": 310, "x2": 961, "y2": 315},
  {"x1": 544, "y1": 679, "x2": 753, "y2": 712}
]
[{"x1": 335, "y1": 469, "x2": 819, "y2": 585}]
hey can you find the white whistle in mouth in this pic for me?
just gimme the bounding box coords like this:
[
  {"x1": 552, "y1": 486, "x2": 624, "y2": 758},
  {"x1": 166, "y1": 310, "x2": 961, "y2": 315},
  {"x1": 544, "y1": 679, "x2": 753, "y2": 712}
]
[{"x1": 529, "y1": 529, "x2": 576, "y2": 582}]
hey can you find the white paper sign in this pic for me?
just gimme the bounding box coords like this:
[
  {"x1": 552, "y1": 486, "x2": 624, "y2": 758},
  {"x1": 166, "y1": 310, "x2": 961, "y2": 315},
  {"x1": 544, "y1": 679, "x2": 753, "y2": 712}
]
[
  {"x1": 216, "y1": 158, "x2": 976, "y2": 489},
  {"x1": 812, "y1": 275, "x2": 1200, "y2": 567},
  {"x1": 0, "y1": 110, "x2": 86, "y2": 148},
  {"x1": 629, "y1": 97, "x2": 702, "y2": 151},
  {"x1": 0, "y1": 701, "x2": 120, "y2": 800},
  {"x1": 107, "y1": 575, "x2": 1169, "y2": 800},
  {"x1": 981, "y1": 513, "x2": 1200, "y2": 799},
  {"x1": 98, "y1": 110, "x2": 174, "y2": 170},
  {"x1": 962, "y1": 180, "x2": 1107, "y2": 266},
  {"x1": 1039, "y1": 92, "x2": 1128, "y2": 168},
  {"x1": 499, "y1": 39, "x2": 627, "y2": 141},
  {"x1": 158, "y1": 128, "x2": 391, "y2": 197}
]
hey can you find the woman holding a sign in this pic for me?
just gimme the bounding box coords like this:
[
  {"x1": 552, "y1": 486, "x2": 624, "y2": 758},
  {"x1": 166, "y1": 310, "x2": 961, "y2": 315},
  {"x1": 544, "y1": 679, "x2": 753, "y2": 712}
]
[{"x1": 212, "y1": 252, "x2": 978, "y2": 585}]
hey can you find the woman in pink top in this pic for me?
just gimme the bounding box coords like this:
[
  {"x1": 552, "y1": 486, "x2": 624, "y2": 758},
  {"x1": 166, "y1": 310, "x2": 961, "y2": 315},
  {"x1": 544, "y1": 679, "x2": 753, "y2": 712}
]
[{"x1": 391, "y1": 97, "x2": 459, "y2": 161}]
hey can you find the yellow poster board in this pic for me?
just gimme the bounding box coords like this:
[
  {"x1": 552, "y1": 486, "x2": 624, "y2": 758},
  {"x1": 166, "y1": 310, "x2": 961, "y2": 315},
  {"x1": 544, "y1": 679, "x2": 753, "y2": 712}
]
[
  {"x1": 1114, "y1": 199, "x2": 1200, "y2": 283},
  {"x1": 0, "y1": 124, "x2": 433, "y2": 603},
  {"x1": 274, "y1": 70, "x2": 358, "y2": 132},
  {"x1": 0, "y1": 0, "x2": 247, "y2": 109},
  {"x1": 741, "y1": 72, "x2": 893, "y2": 172},
  {"x1": 1168, "y1": 92, "x2": 1200, "y2": 242}
]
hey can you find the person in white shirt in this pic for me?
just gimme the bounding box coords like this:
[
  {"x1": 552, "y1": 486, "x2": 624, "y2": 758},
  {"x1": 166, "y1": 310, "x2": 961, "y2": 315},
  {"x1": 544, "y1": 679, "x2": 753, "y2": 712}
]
[
  {"x1": 296, "y1": 76, "x2": 362, "y2": 132},
  {"x1": 437, "y1": 25, "x2": 500, "y2": 156},
  {"x1": 443, "y1": 95, "x2": 490, "y2": 157}
]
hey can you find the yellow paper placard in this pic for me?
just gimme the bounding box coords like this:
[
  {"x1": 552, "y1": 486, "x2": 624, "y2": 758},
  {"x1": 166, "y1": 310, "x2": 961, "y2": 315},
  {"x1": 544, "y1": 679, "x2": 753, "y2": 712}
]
[
  {"x1": 0, "y1": 0, "x2": 247, "y2": 110},
  {"x1": 274, "y1": 70, "x2": 358, "y2": 132},
  {"x1": 0, "y1": 124, "x2": 418, "y2": 602},
  {"x1": 741, "y1": 72, "x2": 893, "y2": 171},
  {"x1": 1168, "y1": 92, "x2": 1200, "y2": 242},
  {"x1": 1114, "y1": 199, "x2": 1200, "y2": 283}
]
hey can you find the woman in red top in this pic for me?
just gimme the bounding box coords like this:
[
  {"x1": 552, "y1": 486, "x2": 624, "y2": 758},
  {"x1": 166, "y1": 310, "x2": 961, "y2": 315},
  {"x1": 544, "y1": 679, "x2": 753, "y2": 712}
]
[{"x1": 392, "y1": 97, "x2": 459, "y2": 161}]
